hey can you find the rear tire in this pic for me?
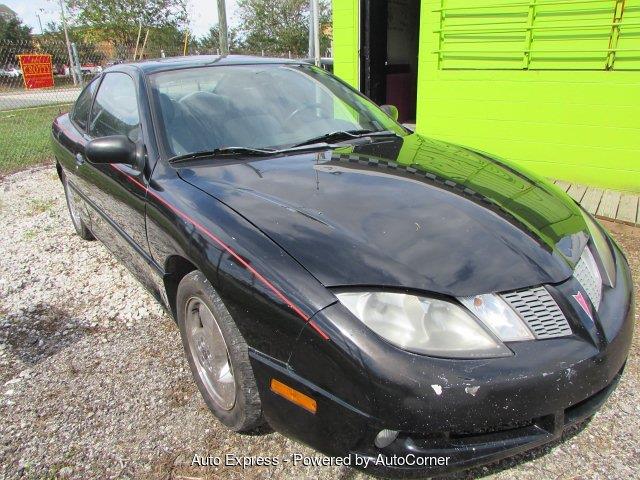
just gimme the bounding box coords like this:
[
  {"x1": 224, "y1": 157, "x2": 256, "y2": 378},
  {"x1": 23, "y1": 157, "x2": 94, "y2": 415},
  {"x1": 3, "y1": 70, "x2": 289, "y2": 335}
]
[
  {"x1": 177, "y1": 270, "x2": 263, "y2": 432},
  {"x1": 61, "y1": 171, "x2": 94, "y2": 241}
]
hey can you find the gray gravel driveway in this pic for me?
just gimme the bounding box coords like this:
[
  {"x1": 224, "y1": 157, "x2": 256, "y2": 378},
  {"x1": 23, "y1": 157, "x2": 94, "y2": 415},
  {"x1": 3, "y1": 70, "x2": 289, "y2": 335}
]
[{"x1": 1, "y1": 166, "x2": 638, "y2": 479}]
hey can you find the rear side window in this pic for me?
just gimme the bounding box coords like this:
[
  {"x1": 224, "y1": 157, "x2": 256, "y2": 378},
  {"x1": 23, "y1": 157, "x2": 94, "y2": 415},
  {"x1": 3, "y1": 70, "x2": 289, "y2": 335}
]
[
  {"x1": 71, "y1": 78, "x2": 98, "y2": 131},
  {"x1": 89, "y1": 72, "x2": 140, "y2": 141}
]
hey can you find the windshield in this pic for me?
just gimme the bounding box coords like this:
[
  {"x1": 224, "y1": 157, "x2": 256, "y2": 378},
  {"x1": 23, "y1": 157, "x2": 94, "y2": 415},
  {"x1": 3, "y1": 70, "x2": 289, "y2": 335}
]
[{"x1": 149, "y1": 64, "x2": 406, "y2": 157}]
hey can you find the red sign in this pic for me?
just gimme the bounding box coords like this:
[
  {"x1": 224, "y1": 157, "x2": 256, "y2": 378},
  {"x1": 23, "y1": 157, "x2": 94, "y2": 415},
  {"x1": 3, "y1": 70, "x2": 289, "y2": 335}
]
[{"x1": 17, "y1": 54, "x2": 54, "y2": 89}]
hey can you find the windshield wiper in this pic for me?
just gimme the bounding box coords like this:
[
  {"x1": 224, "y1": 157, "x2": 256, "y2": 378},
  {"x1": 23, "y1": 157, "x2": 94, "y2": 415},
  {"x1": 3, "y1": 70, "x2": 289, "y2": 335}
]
[
  {"x1": 292, "y1": 129, "x2": 399, "y2": 148},
  {"x1": 169, "y1": 146, "x2": 278, "y2": 164},
  {"x1": 169, "y1": 143, "x2": 340, "y2": 164},
  {"x1": 169, "y1": 130, "x2": 400, "y2": 163}
]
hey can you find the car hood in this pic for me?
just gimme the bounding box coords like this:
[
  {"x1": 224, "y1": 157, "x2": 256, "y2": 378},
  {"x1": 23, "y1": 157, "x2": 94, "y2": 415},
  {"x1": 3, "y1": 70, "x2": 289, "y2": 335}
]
[{"x1": 177, "y1": 133, "x2": 588, "y2": 296}]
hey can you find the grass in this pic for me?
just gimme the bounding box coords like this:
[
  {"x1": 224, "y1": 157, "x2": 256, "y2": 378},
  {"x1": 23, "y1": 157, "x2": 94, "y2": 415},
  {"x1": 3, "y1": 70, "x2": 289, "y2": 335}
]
[
  {"x1": 0, "y1": 104, "x2": 72, "y2": 175},
  {"x1": 28, "y1": 199, "x2": 55, "y2": 216}
]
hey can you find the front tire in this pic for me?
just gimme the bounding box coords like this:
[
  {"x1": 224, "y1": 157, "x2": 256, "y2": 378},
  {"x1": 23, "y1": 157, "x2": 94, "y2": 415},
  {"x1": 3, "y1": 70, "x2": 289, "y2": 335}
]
[
  {"x1": 61, "y1": 171, "x2": 94, "y2": 241},
  {"x1": 177, "y1": 270, "x2": 263, "y2": 432}
]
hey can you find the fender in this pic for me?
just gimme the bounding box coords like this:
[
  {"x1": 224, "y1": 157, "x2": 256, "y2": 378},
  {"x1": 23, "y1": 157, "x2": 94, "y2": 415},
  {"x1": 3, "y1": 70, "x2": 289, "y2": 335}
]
[{"x1": 142, "y1": 160, "x2": 336, "y2": 361}]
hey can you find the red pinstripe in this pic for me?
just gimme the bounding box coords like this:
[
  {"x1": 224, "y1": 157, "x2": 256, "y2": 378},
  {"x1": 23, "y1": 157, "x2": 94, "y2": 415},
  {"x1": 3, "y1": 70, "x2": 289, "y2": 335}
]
[{"x1": 108, "y1": 164, "x2": 330, "y2": 341}]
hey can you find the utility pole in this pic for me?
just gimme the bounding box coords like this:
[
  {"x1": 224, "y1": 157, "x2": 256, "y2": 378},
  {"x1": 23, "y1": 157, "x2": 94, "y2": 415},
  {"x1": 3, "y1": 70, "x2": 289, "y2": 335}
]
[
  {"x1": 308, "y1": 2, "x2": 314, "y2": 59},
  {"x1": 71, "y1": 42, "x2": 83, "y2": 88},
  {"x1": 133, "y1": 19, "x2": 143, "y2": 61},
  {"x1": 58, "y1": 0, "x2": 78, "y2": 85},
  {"x1": 140, "y1": 29, "x2": 150, "y2": 59},
  {"x1": 310, "y1": 0, "x2": 321, "y2": 65},
  {"x1": 217, "y1": 0, "x2": 229, "y2": 55},
  {"x1": 182, "y1": 30, "x2": 189, "y2": 56},
  {"x1": 36, "y1": 11, "x2": 44, "y2": 34}
]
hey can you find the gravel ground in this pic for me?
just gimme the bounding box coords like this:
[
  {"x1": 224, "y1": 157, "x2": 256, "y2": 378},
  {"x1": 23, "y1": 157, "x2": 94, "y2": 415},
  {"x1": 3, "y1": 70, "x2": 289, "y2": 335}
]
[{"x1": 0, "y1": 166, "x2": 638, "y2": 480}]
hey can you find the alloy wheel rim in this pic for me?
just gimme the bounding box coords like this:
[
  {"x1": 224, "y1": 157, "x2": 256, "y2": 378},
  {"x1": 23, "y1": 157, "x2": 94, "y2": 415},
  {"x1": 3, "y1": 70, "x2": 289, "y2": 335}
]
[{"x1": 185, "y1": 296, "x2": 236, "y2": 411}]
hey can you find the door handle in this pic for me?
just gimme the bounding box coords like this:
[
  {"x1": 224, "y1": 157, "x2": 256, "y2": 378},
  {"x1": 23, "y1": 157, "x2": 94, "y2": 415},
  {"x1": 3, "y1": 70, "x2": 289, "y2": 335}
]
[{"x1": 75, "y1": 153, "x2": 85, "y2": 166}]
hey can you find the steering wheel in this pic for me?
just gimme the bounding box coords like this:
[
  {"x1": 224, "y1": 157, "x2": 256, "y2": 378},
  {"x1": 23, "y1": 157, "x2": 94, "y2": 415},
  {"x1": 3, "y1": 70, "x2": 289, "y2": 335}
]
[{"x1": 284, "y1": 102, "x2": 326, "y2": 127}]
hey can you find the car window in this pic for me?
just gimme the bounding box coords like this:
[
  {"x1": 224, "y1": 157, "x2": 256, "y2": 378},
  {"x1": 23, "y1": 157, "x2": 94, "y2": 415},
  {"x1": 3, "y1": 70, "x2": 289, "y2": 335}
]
[
  {"x1": 149, "y1": 64, "x2": 406, "y2": 157},
  {"x1": 89, "y1": 72, "x2": 140, "y2": 141},
  {"x1": 71, "y1": 78, "x2": 98, "y2": 131}
]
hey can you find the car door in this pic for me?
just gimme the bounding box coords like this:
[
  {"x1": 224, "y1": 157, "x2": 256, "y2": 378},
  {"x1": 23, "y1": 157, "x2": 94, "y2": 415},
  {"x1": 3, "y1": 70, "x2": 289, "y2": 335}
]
[
  {"x1": 53, "y1": 76, "x2": 100, "y2": 229},
  {"x1": 80, "y1": 71, "x2": 159, "y2": 292}
]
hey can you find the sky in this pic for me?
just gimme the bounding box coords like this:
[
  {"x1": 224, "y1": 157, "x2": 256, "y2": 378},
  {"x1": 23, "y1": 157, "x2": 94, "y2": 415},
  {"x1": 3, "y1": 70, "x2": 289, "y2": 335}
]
[{"x1": 2, "y1": 0, "x2": 240, "y2": 38}]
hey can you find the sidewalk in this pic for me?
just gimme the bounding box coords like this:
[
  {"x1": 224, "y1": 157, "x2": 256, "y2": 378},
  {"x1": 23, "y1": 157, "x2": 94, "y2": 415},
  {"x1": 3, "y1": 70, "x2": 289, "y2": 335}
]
[
  {"x1": 0, "y1": 87, "x2": 80, "y2": 111},
  {"x1": 554, "y1": 180, "x2": 639, "y2": 227}
]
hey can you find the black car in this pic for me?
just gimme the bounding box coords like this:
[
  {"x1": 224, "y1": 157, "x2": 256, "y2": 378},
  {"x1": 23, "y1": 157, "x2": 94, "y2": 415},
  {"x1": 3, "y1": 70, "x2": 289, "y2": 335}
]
[{"x1": 51, "y1": 56, "x2": 634, "y2": 477}]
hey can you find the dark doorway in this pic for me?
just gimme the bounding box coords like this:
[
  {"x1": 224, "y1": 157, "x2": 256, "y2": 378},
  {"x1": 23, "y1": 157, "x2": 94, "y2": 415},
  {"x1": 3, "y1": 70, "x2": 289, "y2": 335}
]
[{"x1": 360, "y1": 0, "x2": 421, "y2": 123}]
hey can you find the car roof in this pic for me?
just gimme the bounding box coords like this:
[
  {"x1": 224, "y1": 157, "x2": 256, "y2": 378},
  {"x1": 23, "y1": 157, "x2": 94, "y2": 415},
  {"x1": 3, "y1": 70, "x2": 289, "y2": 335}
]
[{"x1": 106, "y1": 55, "x2": 306, "y2": 76}]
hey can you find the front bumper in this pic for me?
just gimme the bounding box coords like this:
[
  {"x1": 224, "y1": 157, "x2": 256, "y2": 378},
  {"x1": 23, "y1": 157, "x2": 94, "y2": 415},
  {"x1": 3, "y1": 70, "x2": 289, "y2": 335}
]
[
  {"x1": 249, "y1": 243, "x2": 634, "y2": 477},
  {"x1": 354, "y1": 365, "x2": 624, "y2": 477}
]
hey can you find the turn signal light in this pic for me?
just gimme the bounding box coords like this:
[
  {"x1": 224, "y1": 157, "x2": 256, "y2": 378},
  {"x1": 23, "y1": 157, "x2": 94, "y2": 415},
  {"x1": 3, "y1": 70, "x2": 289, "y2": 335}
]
[{"x1": 270, "y1": 379, "x2": 317, "y2": 414}]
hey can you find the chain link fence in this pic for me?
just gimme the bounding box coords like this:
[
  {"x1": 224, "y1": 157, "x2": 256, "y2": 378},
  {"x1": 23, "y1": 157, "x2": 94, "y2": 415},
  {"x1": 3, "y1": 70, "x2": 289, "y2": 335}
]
[{"x1": 0, "y1": 39, "x2": 319, "y2": 175}]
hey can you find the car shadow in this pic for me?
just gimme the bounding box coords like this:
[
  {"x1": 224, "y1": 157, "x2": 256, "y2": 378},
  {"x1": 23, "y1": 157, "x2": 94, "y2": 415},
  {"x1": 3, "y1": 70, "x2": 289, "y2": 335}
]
[
  {"x1": 240, "y1": 423, "x2": 275, "y2": 436},
  {"x1": 0, "y1": 302, "x2": 97, "y2": 380}
]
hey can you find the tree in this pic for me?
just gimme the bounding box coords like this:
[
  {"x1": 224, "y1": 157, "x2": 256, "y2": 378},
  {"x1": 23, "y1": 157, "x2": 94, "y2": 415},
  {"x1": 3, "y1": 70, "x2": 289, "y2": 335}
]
[
  {"x1": 0, "y1": 15, "x2": 32, "y2": 45},
  {"x1": 64, "y1": 0, "x2": 189, "y2": 46},
  {"x1": 0, "y1": 15, "x2": 32, "y2": 68},
  {"x1": 38, "y1": 22, "x2": 106, "y2": 67},
  {"x1": 236, "y1": 0, "x2": 331, "y2": 56},
  {"x1": 198, "y1": 25, "x2": 242, "y2": 53}
]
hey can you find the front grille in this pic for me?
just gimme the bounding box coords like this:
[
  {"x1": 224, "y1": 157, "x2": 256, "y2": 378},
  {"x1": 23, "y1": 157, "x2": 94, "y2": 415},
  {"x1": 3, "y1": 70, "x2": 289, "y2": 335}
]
[
  {"x1": 574, "y1": 248, "x2": 602, "y2": 310},
  {"x1": 501, "y1": 287, "x2": 572, "y2": 339},
  {"x1": 449, "y1": 418, "x2": 534, "y2": 438}
]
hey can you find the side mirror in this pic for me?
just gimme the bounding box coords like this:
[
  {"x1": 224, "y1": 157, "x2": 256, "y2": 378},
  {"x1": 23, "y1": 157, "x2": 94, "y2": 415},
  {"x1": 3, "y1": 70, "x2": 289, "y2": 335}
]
[
  {"x1": 85, "y1": 135, "x2": 143, "y2": 169},
  {"x1": 380, "y1": 104, "x2": 399, "y2": 122}
]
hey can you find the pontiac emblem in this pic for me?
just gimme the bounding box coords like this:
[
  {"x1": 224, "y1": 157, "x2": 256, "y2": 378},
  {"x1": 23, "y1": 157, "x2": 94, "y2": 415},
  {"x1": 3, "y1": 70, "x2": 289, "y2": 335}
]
[{"x1": 573, "y1": 291, "x2": 593, "y2": 320}]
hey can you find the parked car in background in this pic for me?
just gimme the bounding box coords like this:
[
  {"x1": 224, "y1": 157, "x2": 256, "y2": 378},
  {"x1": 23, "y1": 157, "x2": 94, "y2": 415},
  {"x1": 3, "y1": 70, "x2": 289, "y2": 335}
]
[
  {"x1": 53, "y1": 64, "x2": 67, "y2": 76},
  {"x1": 303, "y1": 57, "x2": 333, "y2": 72},
  {"x1": 51, "y1": 56, "x2": 634, "y2": 478},
  {"x1": 61, "y1": 64, "x2": 103, "y2": 77},
  {"x1": 81, "y1": 64, "x2": 103, "y2": 75},
  {"x1": 0, "y1": 67, "x2": 21, "y2": 78}
]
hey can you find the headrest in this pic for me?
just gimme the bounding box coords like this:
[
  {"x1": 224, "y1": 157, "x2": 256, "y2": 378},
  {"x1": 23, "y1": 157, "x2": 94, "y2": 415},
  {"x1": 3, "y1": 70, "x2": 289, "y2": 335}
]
[{"x1": 179, "y1": 91, "x2": 231, "y2": 117}]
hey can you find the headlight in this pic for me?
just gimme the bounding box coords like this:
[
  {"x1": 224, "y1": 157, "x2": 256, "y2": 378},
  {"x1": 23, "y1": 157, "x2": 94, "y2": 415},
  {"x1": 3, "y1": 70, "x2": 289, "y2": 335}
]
[
  {"x1": 335, "y1": 291, "x2": 512, "y2": 358},
  {"x1": 459, "y1": 294, "x2": 534, "y2": 342},
  {"x1": 583, "y1": 213, "x2": 616, "y2": 287}
]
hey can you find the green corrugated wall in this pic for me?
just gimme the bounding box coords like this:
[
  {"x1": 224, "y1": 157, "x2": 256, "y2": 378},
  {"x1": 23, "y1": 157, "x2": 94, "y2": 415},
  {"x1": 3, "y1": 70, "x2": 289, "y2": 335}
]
[
  {"x1": 332, "y1": 0, "x2": 640, "y2": 192},
  {"x1": 332, "y1": 0, "x2": 360, "y2": 88}
]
